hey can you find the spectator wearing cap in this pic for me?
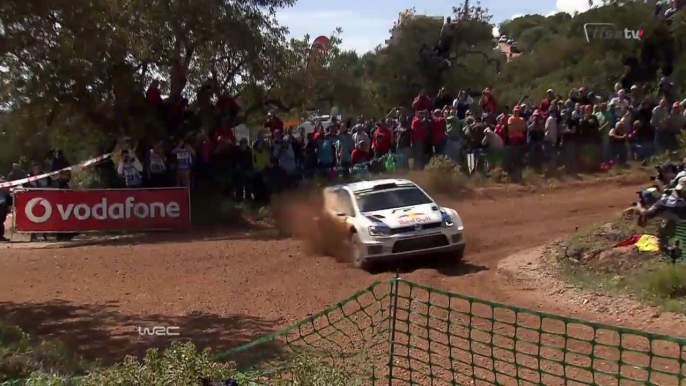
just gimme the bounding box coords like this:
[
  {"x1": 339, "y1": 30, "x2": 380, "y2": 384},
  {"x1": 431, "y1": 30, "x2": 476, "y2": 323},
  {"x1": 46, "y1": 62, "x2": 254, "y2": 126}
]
[
  {"x1": 482, "y1": 127, "x2": 504, "y2": 151},
  {"x1": 507, "y1": 106, "x2": 526, "y2": 147},
  {"x1": 539, "y1": 89, "x2": 555, "y2": 114}
]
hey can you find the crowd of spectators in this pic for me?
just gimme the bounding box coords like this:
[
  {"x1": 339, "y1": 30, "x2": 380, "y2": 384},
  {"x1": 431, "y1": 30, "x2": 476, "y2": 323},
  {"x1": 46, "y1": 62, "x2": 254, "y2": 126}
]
[{"x1": 1, "y1": 68, "x2": 685, "y2": 243}]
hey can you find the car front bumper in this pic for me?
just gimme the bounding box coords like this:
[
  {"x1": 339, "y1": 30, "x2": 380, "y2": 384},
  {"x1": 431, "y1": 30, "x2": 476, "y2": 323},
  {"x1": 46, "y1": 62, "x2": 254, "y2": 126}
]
[{"x1": 358, "y1": 228, "x2": 465, "y2": 262}]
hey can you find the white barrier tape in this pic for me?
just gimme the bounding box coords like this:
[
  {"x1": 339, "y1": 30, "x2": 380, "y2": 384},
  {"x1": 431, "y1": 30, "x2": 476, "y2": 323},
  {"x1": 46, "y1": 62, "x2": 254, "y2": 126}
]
[{"x1": 0, "y1": 153, "x2": 112, "y2": 189}]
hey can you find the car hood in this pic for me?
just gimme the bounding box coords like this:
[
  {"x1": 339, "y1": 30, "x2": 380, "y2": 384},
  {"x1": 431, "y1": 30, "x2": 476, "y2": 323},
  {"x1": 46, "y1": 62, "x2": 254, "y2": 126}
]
[{"x1": 361, "y1": 204, "x2": 443, "y2": 228}]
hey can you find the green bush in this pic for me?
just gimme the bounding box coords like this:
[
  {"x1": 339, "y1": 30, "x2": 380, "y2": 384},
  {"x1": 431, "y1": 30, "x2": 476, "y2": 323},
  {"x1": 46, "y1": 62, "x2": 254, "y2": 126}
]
[
  {"x1": 0, "y1": 320, "x2": 91, "y2": 383},
  {"x1": 639, "y1": 263, "x2": 686, "y2": 299},
  {"x1": 421, "y1": 156, "x2": 472, "y2": 196},
  {"x1": 2, "y1": 322, "x2": 358, "y2": 385}
]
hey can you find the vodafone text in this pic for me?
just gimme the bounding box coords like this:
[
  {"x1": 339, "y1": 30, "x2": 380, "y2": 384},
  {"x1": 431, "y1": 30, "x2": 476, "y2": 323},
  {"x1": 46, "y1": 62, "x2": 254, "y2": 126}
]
[
  {"x1": 25, "y1": 197, "x2": 180, "y2": 223},
  {"x1": 13, "y1": 188, "x2": 191, "y2": 232}
]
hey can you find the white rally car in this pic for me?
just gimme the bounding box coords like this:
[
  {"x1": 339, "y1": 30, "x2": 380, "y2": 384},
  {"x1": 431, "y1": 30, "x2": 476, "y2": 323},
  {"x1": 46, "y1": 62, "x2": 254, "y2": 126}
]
[{"x1": 321, "y1": 179, "x2": 465, "y2": 269}]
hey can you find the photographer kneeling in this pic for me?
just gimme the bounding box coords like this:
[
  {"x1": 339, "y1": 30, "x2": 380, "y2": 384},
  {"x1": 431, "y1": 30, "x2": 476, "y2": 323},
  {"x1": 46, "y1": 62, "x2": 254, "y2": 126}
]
[{"x1": 635, "y1": 163, "x2": 686, "y2": 227}]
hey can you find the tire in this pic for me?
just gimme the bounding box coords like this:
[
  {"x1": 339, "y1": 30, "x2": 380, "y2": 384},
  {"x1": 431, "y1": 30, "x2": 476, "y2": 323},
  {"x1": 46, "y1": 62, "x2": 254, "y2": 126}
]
[
  {"x1": 349, "y1": 232, "x2": 371, "y2": 270},
  {"x1": 442, "y1": 245, "x2": 465, "y2": 263}
]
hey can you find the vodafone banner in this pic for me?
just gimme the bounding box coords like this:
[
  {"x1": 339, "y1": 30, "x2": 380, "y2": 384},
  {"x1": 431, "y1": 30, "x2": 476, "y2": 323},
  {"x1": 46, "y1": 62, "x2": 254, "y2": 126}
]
[{"x1": 13, "y1": 188, "x2": 191, "y2": 232}]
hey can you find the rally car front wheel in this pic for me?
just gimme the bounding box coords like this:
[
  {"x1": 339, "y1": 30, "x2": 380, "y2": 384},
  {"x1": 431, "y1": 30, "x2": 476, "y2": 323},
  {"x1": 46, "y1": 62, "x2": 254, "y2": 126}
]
[{"x1": 349, "y1": 232, "x2": 371, "y2": 270}]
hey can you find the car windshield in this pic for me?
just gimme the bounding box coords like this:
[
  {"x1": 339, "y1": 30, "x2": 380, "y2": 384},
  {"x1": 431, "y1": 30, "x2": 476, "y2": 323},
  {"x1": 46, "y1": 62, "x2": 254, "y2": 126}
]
[{"x1": 356, "y1": 187, "x2": 433, "y2": 212}]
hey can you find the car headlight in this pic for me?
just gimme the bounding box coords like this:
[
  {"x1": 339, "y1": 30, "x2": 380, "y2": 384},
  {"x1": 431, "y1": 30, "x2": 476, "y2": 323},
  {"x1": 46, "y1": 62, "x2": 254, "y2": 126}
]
[
  {"x1": 440, "y1": 210, "x2": 454, "y2": 227},
  {"x1": 368, "y1": 225, "x2": 392, "y2": 236}
]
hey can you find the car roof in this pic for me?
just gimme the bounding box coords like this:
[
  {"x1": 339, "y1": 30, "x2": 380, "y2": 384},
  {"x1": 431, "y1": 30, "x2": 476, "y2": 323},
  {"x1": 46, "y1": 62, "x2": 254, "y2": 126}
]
[{"x1": 325, "y1": 179, "x2": 417, "y2": 194}]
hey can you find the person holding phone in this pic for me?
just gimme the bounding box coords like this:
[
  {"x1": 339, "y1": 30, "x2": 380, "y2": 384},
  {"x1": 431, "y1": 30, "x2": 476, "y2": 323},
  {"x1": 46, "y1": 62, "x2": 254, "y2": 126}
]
[
  {"x1": 172, "y1": 137, "x2": 195, "y2": 187},
  {"x1": 117, "y1": 150, "x2": 144, "y2": 188}
]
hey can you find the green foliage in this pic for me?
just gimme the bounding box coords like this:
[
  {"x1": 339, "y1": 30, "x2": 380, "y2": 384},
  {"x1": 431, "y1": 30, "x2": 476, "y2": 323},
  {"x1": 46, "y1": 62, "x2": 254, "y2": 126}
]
[
  {"x1": 1, "y1": 321, "x2": 355, "y2": 385},
  {"x1": 0, "y1": 319, "x2": 92, "y2": 382},
  {"x1": 2, "y1": 0, "x2": 686, "y2": 172},
  {"x1": 639, "y1": 262, "x2": 686, "y2": 299}
]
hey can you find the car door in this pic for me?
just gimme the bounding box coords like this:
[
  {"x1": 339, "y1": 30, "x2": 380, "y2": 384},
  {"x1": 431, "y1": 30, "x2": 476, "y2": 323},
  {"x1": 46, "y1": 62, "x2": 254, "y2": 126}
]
[{"x1": 326, "y1": 189, "x2": 355, "y2": 227}]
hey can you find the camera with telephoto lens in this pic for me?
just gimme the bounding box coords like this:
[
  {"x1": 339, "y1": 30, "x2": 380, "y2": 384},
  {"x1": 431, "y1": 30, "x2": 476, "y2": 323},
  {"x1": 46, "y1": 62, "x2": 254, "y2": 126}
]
[{"x1": 652, "y1": 165, "x2": 666, "y2": 183}]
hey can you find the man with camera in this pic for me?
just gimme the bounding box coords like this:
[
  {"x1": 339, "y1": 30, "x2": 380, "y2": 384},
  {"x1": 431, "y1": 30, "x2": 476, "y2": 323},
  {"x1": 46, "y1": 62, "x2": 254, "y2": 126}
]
[{"x1": 0, "y1": 178, "x2": 10, "y2": 242}]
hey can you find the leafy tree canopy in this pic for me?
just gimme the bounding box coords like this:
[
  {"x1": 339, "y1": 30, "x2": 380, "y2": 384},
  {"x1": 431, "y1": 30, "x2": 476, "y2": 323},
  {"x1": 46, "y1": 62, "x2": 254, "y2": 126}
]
[{"x1": 1, "y1": 0, "x2": 685, "y2": 171}]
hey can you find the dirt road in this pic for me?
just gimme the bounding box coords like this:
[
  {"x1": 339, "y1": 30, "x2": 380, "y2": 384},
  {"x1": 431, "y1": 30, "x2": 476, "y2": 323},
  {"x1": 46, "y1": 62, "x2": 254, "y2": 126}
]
[{"x1": 0, "y1": 177, "x2": 678, "y2": 364}]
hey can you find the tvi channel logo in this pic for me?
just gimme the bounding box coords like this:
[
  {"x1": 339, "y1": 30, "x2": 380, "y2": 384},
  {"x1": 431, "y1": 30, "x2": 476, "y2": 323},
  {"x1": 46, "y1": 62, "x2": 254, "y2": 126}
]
[{"x1": 583, "y1": 23, "x2": 643, "y2": 43}]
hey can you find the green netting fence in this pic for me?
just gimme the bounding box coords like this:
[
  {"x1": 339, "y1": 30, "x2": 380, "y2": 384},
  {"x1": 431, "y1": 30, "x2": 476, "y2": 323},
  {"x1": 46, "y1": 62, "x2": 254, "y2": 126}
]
[{"x1": 216, "y1": 277, "x2": 686, "y2": 385}]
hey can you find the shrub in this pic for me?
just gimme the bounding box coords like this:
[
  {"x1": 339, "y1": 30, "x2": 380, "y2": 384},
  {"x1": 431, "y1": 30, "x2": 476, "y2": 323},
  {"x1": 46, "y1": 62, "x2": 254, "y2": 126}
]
[
  {"x1": 2, "y1": 323, "x2": 358, "y2": 385},
  {"x1": 0, "y1": 320, "x2": 91, "y2": 383},
  {"x1": 639, "y1": 263, "x2": 686, "y2": 300},
  {"x1": 77, "y1": 341, "x2": 240, "y2": 385},
  {"x1": 420, "y1": 156, "x2": 472, "y2": 196}
]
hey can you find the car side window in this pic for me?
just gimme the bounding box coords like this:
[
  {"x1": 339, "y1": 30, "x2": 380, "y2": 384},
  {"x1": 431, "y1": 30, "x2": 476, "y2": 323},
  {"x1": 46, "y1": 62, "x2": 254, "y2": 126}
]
[{"x1": 336, "y1": 190, "x2": 356, "y2": 217}]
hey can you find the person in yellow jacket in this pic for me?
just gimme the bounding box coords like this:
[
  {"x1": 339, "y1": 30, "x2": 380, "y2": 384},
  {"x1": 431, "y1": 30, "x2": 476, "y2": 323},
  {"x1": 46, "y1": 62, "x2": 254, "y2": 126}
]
[{"x1": 251, "y1": 139, "x2": 270, "y2": 203}]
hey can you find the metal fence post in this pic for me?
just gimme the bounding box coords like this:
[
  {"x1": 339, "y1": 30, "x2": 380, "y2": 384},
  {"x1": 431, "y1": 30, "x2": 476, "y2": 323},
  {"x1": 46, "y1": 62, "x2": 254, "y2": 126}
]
[{"x1": 387, "y1": 274, "x2": 400, "y2": 385}]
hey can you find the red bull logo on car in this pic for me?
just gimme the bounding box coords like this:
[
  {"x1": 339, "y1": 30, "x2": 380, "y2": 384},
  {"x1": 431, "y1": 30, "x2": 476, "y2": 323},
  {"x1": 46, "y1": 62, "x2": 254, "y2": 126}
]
[{"x1": 397, "y1": 212, "x2": 431, "y2": 225}]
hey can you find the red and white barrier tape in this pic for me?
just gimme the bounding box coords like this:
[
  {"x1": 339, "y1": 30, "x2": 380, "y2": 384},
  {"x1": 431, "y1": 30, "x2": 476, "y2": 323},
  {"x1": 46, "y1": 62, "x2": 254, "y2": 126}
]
[{"x1": 0, "y1": 153, "x2": 112, "y2": 189}]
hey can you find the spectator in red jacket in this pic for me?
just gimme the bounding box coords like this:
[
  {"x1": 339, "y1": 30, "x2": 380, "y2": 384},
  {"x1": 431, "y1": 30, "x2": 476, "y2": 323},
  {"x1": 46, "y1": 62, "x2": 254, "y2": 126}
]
[
  {"x1": 264, "y1": 111, "x2": 284, "y2": 138},
  {"x1": 372, "y1": 122, "x2": 392, "y2": 158},
  {"x1": 146, "y1": 80, "x2": 162, "y2": 105},
  {"x1": 479, "y1": 88, "x2": 497, "y2": 114},
  {"x1": 216, "y1": 92, "x2": 240, "y2": 121},
  {"x1": 411, "y1": 110, "x2": 429, "y2": 169},
  {"x1": 351, "y1": 142, "x2": 370, "y2": 165},
  {"x1": 412, "y1": 90, "x2": 433, "y2": 115},
  {"x1": 431, "y1": 109, "x2": 448, "y2": 155},
  {"x1": 539, "y1": 89, "x2": 555, "y2": 115}
]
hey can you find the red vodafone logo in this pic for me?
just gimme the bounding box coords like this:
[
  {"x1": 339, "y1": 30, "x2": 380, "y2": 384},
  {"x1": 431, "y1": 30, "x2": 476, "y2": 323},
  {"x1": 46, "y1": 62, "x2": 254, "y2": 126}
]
[
  {"x1": 15, "y1": 189, "x2": 191, "y2": 232},
  {"x1": 25, "y1": 197, "x2": 53, "y2": 223},
  {"x1": 24, "y1": 196, "x2": 181, "y2": 223}
]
